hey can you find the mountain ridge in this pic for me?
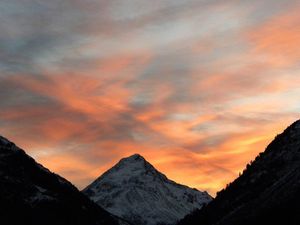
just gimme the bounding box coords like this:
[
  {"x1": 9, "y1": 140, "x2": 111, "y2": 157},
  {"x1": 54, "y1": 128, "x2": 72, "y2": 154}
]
[
  {"x1": 178, "y1": 119, "x2": 300, "y2": 225},
  {"x1": 0, "y1": 135, "x2": 129, "y2": 225}
]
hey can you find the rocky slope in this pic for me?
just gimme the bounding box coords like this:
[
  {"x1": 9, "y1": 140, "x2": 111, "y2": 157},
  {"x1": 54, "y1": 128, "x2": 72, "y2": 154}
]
[
  {"x1": 178, "y1": 120, "x2": 300, "y2": 225},
  {"x1": 83, "y1": 154, "x2": 212, "y2": 225}
]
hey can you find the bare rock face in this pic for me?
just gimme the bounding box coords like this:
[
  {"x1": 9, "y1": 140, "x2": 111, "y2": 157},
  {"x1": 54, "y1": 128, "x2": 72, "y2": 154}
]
[{"x1": 83, "y1": 154, "x2": 212, "y2": 225}]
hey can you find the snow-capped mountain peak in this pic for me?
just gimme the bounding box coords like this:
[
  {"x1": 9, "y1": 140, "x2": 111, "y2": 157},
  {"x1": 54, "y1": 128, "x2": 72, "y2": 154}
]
[
  {"x1": 115, "y1": 153, "x2": 151, "y2": 172},
  {"x1": 122, "y1": 153, "x2": 144, "y2": 161},
  {"x1": 83, "y1": 154, "x2": 212, "y2": 225}
]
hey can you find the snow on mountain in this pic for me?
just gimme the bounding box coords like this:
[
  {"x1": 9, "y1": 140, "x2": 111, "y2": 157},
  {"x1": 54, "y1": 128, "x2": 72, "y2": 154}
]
[{"x1": 83, "y1": 154, "x2": 212, "y2": 225}]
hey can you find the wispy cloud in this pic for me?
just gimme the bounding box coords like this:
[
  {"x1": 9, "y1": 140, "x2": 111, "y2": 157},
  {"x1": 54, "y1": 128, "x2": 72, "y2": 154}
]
[{"x1": 0, "y1": 0, "x2": 299, "y2": 195}]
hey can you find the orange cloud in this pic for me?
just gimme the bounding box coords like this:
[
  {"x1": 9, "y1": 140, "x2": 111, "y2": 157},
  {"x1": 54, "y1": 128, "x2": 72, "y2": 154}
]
[
  {"x1": 247, "y1": 4, "x2": 300, "y2": 68},
  {"x1": 1, "y1": 0, "x2": 300, "y2": 197}
]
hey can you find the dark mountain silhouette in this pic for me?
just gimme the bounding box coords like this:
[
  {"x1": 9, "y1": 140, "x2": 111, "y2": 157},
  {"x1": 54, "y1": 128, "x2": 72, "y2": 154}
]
[
  {"x1": 178, "y1": 120, "x2": 300, "y2": 225},
  {"x1": 83, "y1": 154, "x2": 212, "y2": 225},
  {"x1": 0, "y1": 135, "x2": 129, "y2": 225}
]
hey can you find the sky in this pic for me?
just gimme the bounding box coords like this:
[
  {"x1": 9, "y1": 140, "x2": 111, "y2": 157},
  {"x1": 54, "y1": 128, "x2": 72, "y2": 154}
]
[{"x1": 0, "y1": 0, "x2": 300, "y2": 195}]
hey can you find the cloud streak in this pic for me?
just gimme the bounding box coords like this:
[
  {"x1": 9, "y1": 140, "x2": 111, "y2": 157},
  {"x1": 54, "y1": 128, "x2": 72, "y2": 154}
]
[{"x1": 0, "y1": 0, "x2": 300, "y2": 195}]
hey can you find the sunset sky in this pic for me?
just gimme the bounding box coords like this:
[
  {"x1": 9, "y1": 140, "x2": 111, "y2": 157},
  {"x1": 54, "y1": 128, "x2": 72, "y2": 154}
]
[{"x1": 1, "y1": 0, "x2": 300, "y2": 195}]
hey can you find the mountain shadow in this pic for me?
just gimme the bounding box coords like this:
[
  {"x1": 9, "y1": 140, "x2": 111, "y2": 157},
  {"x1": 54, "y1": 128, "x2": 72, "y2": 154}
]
[
  {"x1": 178, "y1": 120, "x2": 300, "y2": 225},
  {"x1": 0, "y1": 136, "x2": 128, "y2": 225}
]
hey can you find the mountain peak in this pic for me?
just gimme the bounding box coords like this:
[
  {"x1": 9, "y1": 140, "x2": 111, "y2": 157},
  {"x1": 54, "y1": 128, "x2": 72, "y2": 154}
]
[
  {"x1": 97, "y1": 153, "x2": 160, "y2": 184},
  {"x1": 120, "y1": 153, "x2": 146, "y2": 163},
  {"x1": 108, "y1": 153, "x2": 157, "y2": 177},
  {"x1": 83, "y1": 154, "x2": 212, "y2": 225}
]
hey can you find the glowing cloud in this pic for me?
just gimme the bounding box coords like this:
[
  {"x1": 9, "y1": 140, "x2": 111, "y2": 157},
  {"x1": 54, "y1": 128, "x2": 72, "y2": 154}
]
[{"x1": 0, "y1": 0, "x2": 300, "y2": 195}]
